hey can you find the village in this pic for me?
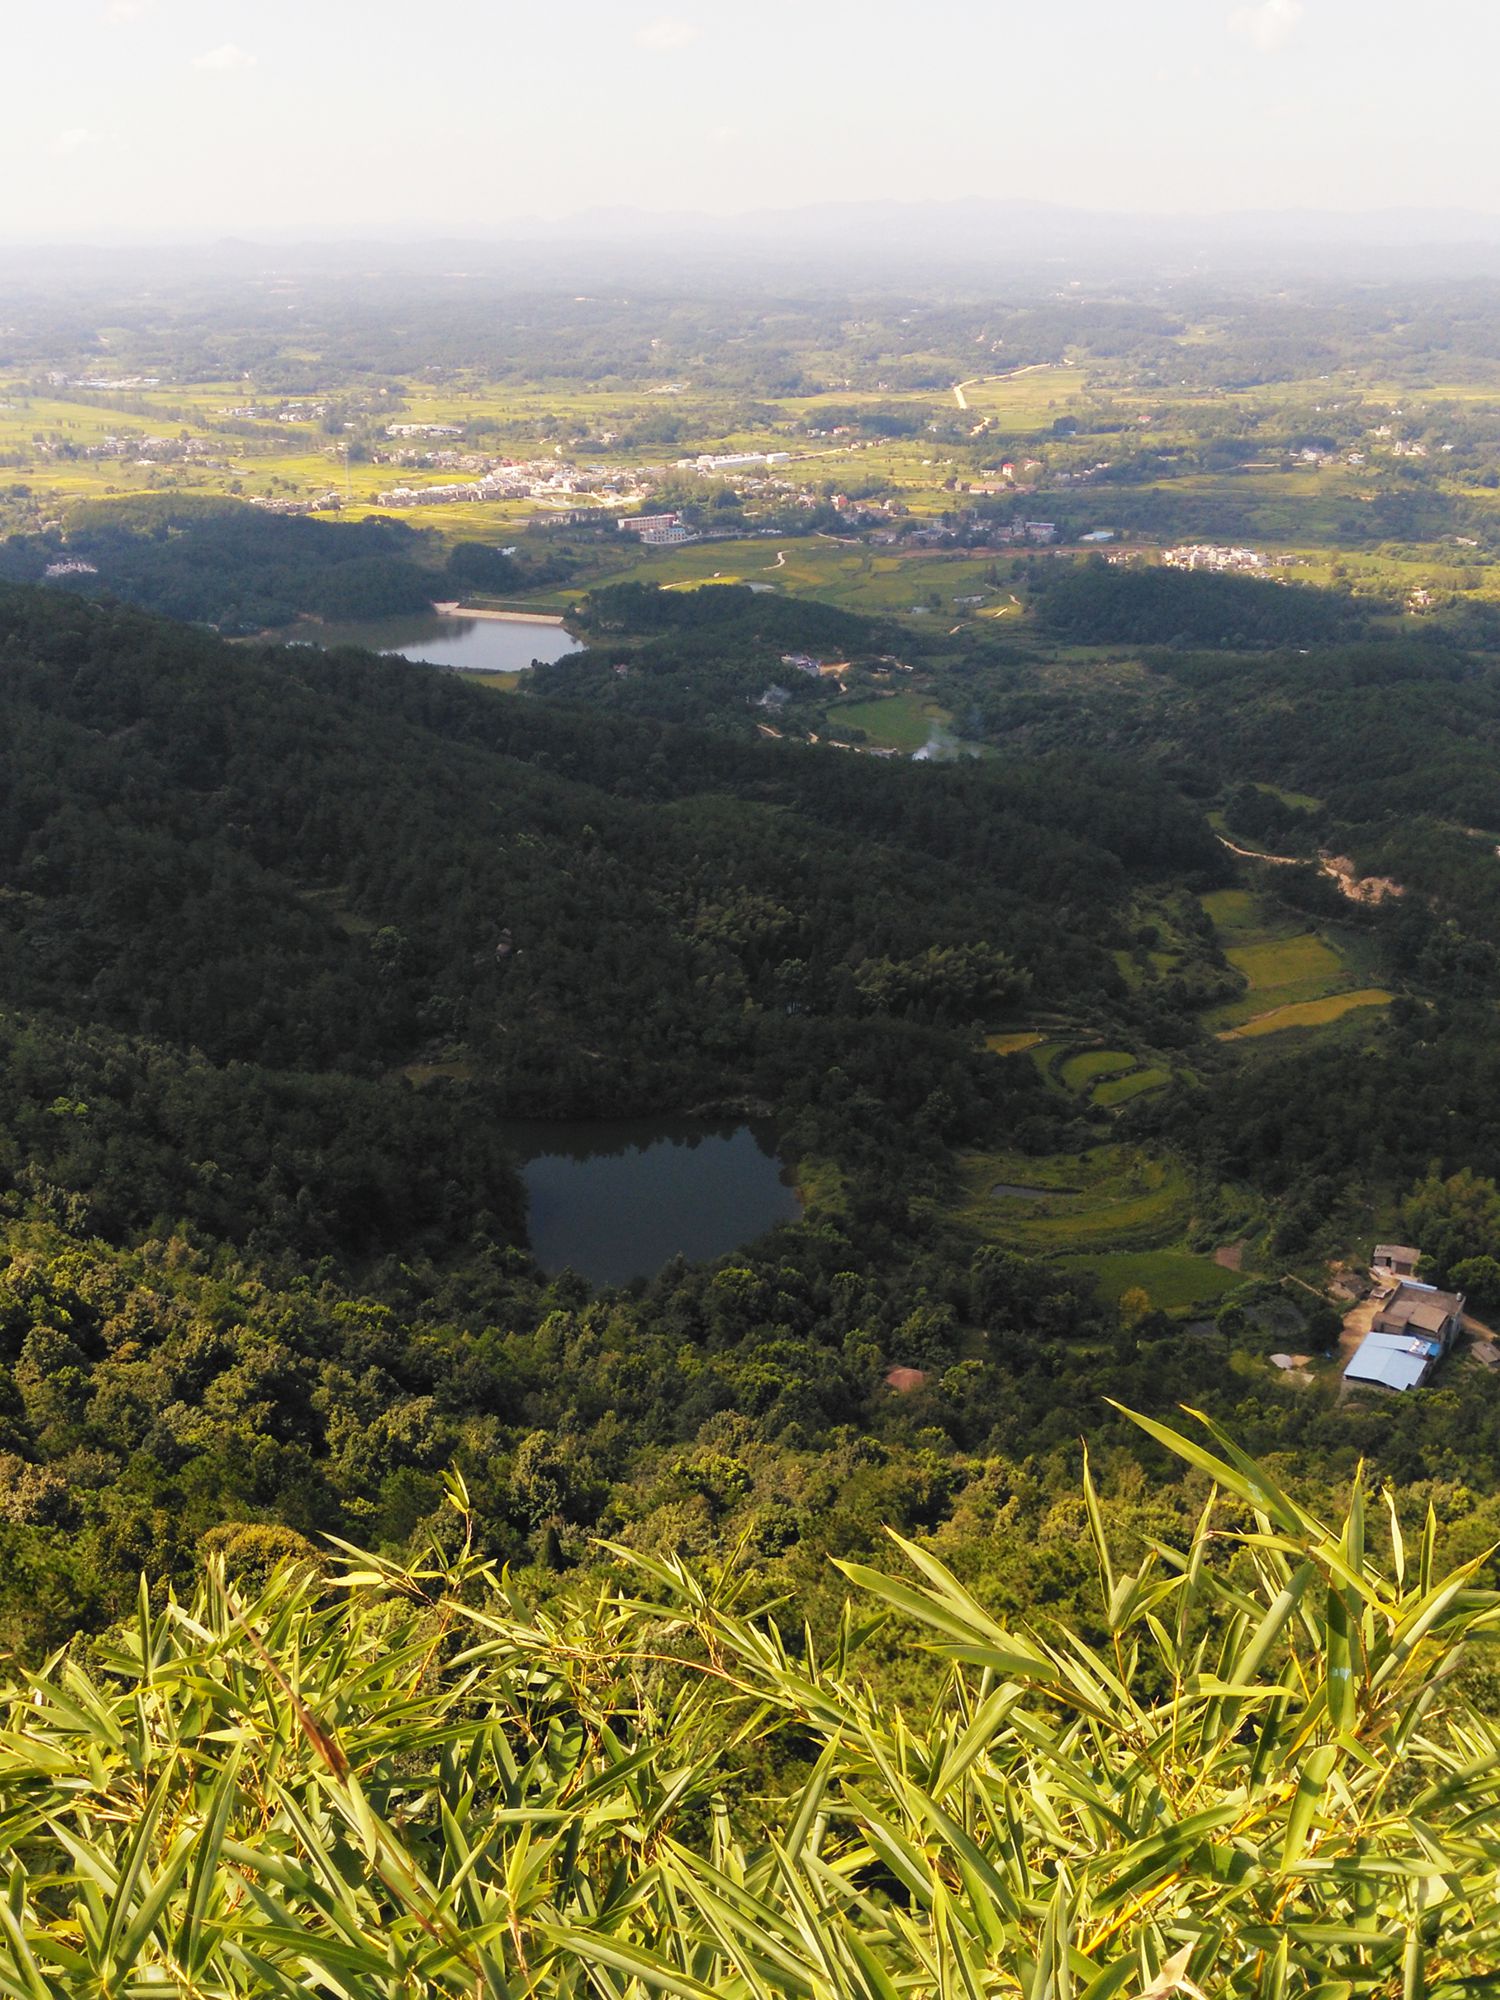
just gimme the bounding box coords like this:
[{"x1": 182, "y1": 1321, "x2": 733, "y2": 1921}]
[{"x1": 1333, "y1": 1243, "x2": 1493, "y2": 1392}]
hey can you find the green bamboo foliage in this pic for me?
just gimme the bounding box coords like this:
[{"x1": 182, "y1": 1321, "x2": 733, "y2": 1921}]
[{"x1": 0, "y1": 1409, "x2": 1496, "y2": 1997}]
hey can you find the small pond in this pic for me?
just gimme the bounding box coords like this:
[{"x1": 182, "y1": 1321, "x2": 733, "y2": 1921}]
[
  {"x1": 501, "y1": 1117, "x2": 800, "y2": 1286},
  {"x1": 286, "y1": 612, "x2": 582, "y2": 673}
]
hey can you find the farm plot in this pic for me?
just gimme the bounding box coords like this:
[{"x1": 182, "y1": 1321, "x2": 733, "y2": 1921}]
[
  {"x1": 1063, "y1": 1250, "x2": 1244, "y2": 1312},
  {"x1": 956, "y1": 1143, "x2": 1195, "y2": 1253}
]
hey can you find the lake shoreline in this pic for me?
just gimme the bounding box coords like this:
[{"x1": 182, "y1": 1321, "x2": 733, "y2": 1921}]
[
  {"x1": 500, "y1": 1115, "x2": 801, "y2": 1286},
  {"x1": 278, "y1": 609, "x2": 583, "y2": 673}
]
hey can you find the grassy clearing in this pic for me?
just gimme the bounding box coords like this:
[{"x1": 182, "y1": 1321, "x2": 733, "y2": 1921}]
[
  {"x1": 399, "y1": 1059, "x2": 477, "y2": 1085},
  {"x1": 1257, "y1": 782, "x2": 1324, "y2": 811},
  {"x1": 833, "y1": 692, "x2": 947, "y2": 753},
  {"x1": 1227, "y1": 934, "x2": 1347, "y2": 991},
  {"x1": 1060, "y1": 1049, "x2": 1139, "y2": 1091},
  {"x1": 1203, "y1": 910, "x2": 1366, "y2": 1030},
  {"x1": 454, "y1": 669, "x2": 523, "y2": 692},
  {"x1": 1219, "y1": 989, "x2": 1393, "y2": 1040},
  {"x1": 985, "y1": 1031, "x2": 1044, "y2": 1056},
  {"x1": 1093, "y1": 1066, "x2": 1171, "y2": 1107},
  {"x1": 1064, "y1": 1250, "x2": 1243, "y2": 1312},
  {"x1": 1199, "y1": 888, "x2": 1262, "y2": 935},
  {"x1": 1023, "y1": 1041, "x2": 1073, "y2": 1094},
  {"x1": 583, "y1": 537, "x2": 1015, "y2": 619}
]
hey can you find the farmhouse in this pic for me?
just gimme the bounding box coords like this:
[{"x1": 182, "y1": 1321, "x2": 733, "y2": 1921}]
[
  {"x1": 1372, "y1": 1283, "x2": 1464, "y2": 1346},
  {"x1": 1373, "y1": 1243, "x2": 1421, "y2": 1277},
  {"x1": 1344, "y1": 1277, "x2": 1466, "y2": 1393}
]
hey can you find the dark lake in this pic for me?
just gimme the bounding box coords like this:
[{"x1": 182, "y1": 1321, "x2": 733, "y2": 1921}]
[
  {"x1": 501, "y1": 1118, "x2": 800, "y2": 1286},
  {"x1": 286, "y1": 613, "x2": 582, "y2": 673}
]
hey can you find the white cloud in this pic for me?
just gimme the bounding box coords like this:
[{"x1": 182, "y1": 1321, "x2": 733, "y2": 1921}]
[
  {"x1": 192, "y1": 43, "x2": 257, "y2": 71},
  {"x1": 634, "y1": 16, "x2": 699, "y2": 52},
  {"x1": 52, "y1": 127, "x2": 102, "y2": 157},
  {"x1": 1228, "y1": 0, "x2": 1305, "y2": 52}
]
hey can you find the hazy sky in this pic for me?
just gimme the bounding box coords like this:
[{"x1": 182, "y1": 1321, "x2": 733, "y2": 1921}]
[{"x1": 6, "y1": 0, "x2": 1496, "y2": 240}]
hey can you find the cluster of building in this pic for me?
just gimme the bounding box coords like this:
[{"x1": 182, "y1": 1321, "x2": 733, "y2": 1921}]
[
  {"x1": 381, "y1": 449, "x2": 491, "y2": 473},
  {"x1": 619, "y1": 512, "x2": 690, "y2": 545},
  {"x1": 680, "y1": 448, "x2": 800, "y2": 470},
  {"x1": 1163, "y1": 544, "x2": 1277, "y2": 574},
  {"x1": 249, "y1": 492, "x2": 345, "y2": 516},
  {"x1": 376, "y1": 459, "x2": 646, "y2": 511},
  {"x1": 1343, "y1": 1246, "x2": 1467, "y2": 1394},
  {"x1": 48, "y1": 373, "x2": 160, "y2": 391},
  {"x1": 39, "y1": 434, "x2": 227, "y2": 466},
  {"x1": 216, "y1": 402, "x2": 331, "y2": 424}
]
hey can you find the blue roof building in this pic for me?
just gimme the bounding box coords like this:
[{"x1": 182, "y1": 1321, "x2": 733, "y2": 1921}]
[{"x1": 1344, "y1": 1328, "x2": 1444, "y2": 1394}]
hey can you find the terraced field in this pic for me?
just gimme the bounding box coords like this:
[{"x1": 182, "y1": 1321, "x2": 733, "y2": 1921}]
[
  {"x1": 1060, "y1": 1049, "x2": 1139, "y2": 1091},
  {"x1": 1093, "y1": 1065, "x2": 1171, "y2": 1106},
  {"x1": 1201, "y1": 887, "x2": 1388, "y2": 1037},
  {"x1": 1021, "y1": 1039, "x2": 1174, "y2": 1111},
  {"x1": 956, "y1": 1144, "x2": 1195, "y2": 1252},
  {"x1": 1221, "y1": 990, "x2": 1394, "y2": 1040}
]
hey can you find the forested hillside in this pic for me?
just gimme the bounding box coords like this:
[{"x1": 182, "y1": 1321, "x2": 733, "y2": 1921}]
[
  {"x1": 5, "y1": 580, "x2": 1500, "y2": 1668},
  {"x1": 0, "y1": 581, "x2": 1233, "y2": 1643}
]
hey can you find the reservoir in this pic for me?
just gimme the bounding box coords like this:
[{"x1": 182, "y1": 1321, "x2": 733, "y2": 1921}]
[
  {"x1": 502, "y1": 1118, "x2": 800, "y2": 1286},
  {"x1": 286, "y1": 612, "x2": 583, "y2": 673}
]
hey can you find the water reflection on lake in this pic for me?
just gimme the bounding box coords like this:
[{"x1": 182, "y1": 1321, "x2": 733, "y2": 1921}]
[
  {"x1": 502, "y1": 1118, "x2": 800, "y2": 1286},
  {"x1": 286, "y1": 613, "x2": 582, "y2": 673}
]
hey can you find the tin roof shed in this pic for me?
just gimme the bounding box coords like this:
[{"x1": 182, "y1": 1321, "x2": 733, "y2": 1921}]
[{"x1": 1344, "y1": 1329, "x2": 1442, "y2": 1393}]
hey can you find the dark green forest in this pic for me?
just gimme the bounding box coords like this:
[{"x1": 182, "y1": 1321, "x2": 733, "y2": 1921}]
[{"x1": 6, "y1": 568, "x2": 1500, "y2": 1665}]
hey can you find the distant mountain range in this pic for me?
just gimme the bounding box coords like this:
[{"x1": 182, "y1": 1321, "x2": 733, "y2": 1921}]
[
  {"x1": 12, "y1": 200, "x2": 1500, "y2": 281},
  {"x1": 499, "y1": 198, "x2": 1500, "y2": 254}
]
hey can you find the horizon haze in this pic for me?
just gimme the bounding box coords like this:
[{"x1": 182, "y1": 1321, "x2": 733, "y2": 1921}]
[{"x1": 6, "y1": 0, "x2": 1497, "y2": 246}]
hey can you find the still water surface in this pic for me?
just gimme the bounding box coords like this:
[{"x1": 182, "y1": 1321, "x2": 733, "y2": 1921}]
[
  {"x1": 502, "y1": 1118, "x2": 799, "y2": 1286},
  {"x1": 287, "y1": 613, "x2": 582, "y2": 673}
]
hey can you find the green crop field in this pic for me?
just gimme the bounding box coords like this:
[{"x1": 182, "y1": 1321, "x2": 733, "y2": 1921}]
[
  {"x1": 985, "y1": 1031, "x2": 1045, "y2": 1056},
  {"x1": 1205, "y1": 915, "x2": 1366, "y2": 1031},
  {"x1": 1200, "y1": 888, "x2": 1264, "y2": 935},
  {"x1": 1060, "y1": 1048, "x2": 1140, "y2": 1091},
  {"x1": 1227, "y1": 934, "x2": 1347, "y2": 990},
  {"x1": 1093, "y1": 1066, "x2": 1171, "y2": 1107},
  {"x1": 832, "y1": 692, "x2": 948, "y2": 752},
  {"x1": 1064, "y1": 1250, "x2": 1244, "y2": 1312},
  {"x1": 1023, "y1": 1040, "x2": 1074, "y2": 1093},
  {"x1": 581, "y1": 538, "x2": 1016, "y2": 621},
  {"x1": 955, "y1": 1143, "x2": 1195, "y2": 1253}
]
